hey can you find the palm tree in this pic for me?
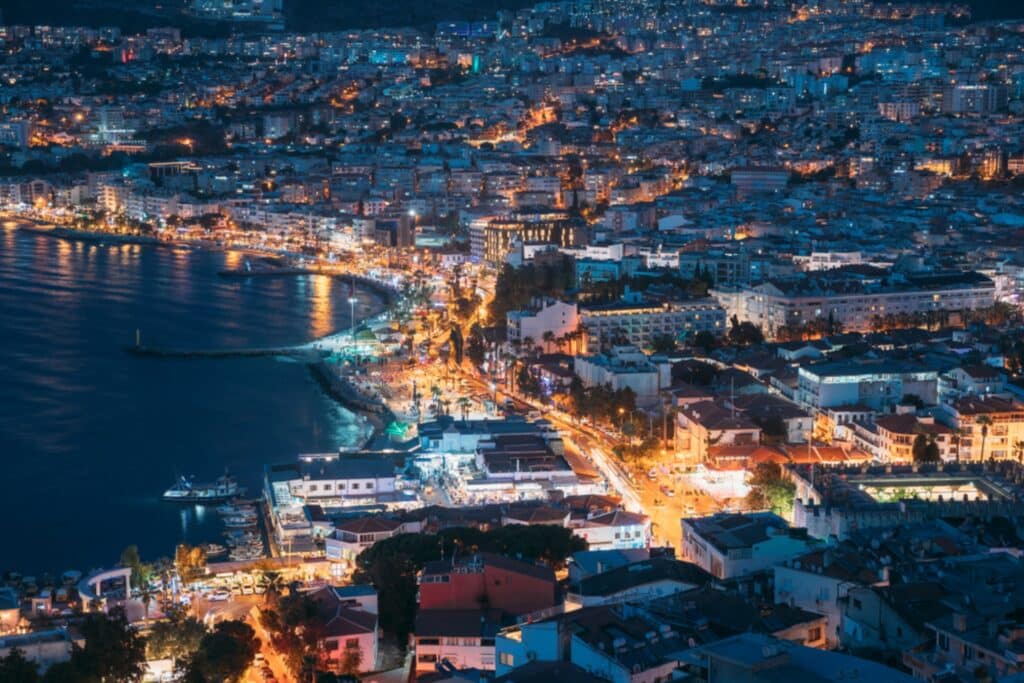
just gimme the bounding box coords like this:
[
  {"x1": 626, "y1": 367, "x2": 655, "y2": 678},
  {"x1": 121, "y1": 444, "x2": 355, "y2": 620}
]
[
  {"x1": 976, "y1": 415, "x2": 993, "y2": 461},
  {"x1": 523, "y1": 336, "x2": 535, "y2": 356},
  {"x1": 139, "y1": 584, "x2": 157, "y2": 621},
  {"x1": 542, "y1": 330, "x2": 556, "y2": 354},
  {"x1": 457, "y1": 396, "x2": 472, "y2": 421},
  {"x1": 262, "y1": 570, "x2": 285, "y2": 607},
  {"x1": 952, "y1": 427, "x2": 970, "y2": 464},
  {"x1": 430, "y1": 384, "x2": 443, "y2": 415}
]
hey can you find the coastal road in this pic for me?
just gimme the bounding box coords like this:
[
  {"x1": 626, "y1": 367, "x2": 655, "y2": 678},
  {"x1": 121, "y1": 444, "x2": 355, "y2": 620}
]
[{"x1": 191, "y1": 594, "x2": 293, "y2": 682}]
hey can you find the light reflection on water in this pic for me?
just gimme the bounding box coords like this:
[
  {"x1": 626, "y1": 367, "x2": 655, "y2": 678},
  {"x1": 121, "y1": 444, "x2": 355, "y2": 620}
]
[{"x1": 0, "y1": 227, "x2": 376, "y2": 573}]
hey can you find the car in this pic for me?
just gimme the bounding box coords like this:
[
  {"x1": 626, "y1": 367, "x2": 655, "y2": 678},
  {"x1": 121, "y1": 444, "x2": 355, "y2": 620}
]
[
  {"x1": 647, "y1": 469, "x2": 658, "y2": 480},
  {"x1": 208, "y1": 590, "x2": 231, "y2": 602},
  {"x1": 253, "y1": 653, "x2": 265, "y2": 665},
  {"x1": 660, "y1": 485, "x2": 675, "y2": 497}
]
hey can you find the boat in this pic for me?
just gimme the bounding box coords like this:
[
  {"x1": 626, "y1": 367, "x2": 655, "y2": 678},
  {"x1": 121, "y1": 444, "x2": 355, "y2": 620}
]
[
  {"x1": 162, "y1": 474, "x2": 244, "y2": 504},
  {"x1": 202, "y1": 544, "x2": 229, "y2": 557},
  {"x1": 223, "y1": 516, "x2": 256, "y2": 528}
]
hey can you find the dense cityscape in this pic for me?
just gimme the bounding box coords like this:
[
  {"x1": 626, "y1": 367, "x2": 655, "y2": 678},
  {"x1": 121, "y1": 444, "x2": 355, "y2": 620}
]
[{"x1": 3, "y1": 0, "x2": 1024, "y2": 681}]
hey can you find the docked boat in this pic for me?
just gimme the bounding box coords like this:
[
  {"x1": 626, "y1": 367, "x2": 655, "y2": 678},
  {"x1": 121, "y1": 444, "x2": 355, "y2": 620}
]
[
  {"x1": 216, "y1": 503, "x2": 256, "y2": 516},
  {"x1": 202, "y1": 543, "x2": 229, "y2": 558},
  {"x1": 223, "y1": 516, "x2": 256, "y2": 528},
  {"x1": 162, "y1": 474, "x2": 244, "y2": 504}
]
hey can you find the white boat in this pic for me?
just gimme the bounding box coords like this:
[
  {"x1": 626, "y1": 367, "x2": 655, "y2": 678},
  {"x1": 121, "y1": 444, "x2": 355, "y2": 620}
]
[{"x1": 162, "y1": 474, "x2": 244, "y2": 504}]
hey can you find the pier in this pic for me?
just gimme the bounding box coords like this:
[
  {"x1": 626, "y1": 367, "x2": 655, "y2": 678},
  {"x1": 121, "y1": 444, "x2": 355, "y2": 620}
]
[{"x1": 124, "y1": 344, "x2": 326, "y2": 361}]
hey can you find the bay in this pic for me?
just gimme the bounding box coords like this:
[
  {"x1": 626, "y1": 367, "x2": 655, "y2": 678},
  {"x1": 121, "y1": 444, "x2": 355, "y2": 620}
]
[{"x1": 0, "y1": 225, "x2": 375, "y2": 575}]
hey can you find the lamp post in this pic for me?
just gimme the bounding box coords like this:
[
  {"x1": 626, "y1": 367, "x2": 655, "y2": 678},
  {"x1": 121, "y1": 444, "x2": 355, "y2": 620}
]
[{"x1": 348, "y1": 296, "x2": 358, "y2": 345}]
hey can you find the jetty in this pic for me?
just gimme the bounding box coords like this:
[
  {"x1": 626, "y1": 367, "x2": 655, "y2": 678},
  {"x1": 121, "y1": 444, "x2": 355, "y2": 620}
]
[{"x1": 125, "y1": 344, "x2": 326, "y2": 361}]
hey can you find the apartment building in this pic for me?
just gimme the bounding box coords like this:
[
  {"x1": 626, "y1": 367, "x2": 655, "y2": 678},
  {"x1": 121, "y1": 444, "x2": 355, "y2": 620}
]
[
  {"x1": 714, "y1": 269, "x2": 995, "y2": 338},
  {"x1": 938, "y1": 396, "x2": 1024, "y2": 462},
  {"x1": 579, "y1": 299, "x2": 726, "y2": 352}
]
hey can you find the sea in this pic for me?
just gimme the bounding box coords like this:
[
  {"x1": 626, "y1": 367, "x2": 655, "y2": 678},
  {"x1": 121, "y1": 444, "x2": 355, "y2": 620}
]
[{"x1": 0, "y1": 225, "x2": 376, "y2": 576}]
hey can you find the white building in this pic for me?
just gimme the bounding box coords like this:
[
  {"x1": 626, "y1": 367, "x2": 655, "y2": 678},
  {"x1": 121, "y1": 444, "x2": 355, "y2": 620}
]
[
  {"x1": 580, "y1": 299, "x2": 726, "y2": 352},
  {"x1": 324, "y1": 518, "x2": 422, "y2": 564},
  {"x1": 714, "y1": 270, "x2": 995, "y2": 338},
  {"x1": 574, "y1": 346, "x2": 664, "y2": 406},
  {"x1": 506, "y1": 298, "x2": 579, "y2": 346},
  {"x1": 414, "y1": 610, "x2": 500, "y2": 675},
  {"x1": 680, "y1": 512, "x2": 820, "y2": 579},
  {"x1": 570, "y1": 510, "x2": 651, "y2": 551},
  {"x1": 796, "y1": 361, "x2": 939, "y2": 412}
]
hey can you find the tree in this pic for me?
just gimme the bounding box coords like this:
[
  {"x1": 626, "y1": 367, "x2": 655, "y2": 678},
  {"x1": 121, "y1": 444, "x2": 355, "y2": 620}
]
[
  {"x1": 466, "y1": 324, "x2": 486, "y2": 368},
  {"x1": 912, "y1": 433, "x2": 941, "y2": 464},
  {"x1": 119, "y1": 545, "x2": 151, "y2": 590},
  {"x1": 175, "y1": 544, "x2": 207, "y2": 582},
  {"x1": 1013, "y1": 440, "x2": 1024, "y2": 463},
  {"x1": 457, "y1": 396, "x2": 472, "y2": 421},
  {"x1": 953, "y1": 428, "x2": 969, "y2": 464},
  {"x1": 542, "y1": 330, "x2": 556, "y2": 354},
  {"x1": 744, "y1": 463, "x2": 795, "y2": 516},
  {"x1": 340, "y1": 646, "x2": 362, "y2": 676},
  {"x1": 261, "y1": 592, "x2": 328, "y2": 676},
  {"x1": 0, "y1": 648, "x2": 40, "y2": 683},
  {"x1": 66, "y1": 608, "x2": 148, "y2": 683},
  {"x1": 691, "y1": 330, "x2": 718, "y2": 354},
  {"x1": 649, "y1": 333, "x2": 677, "y2": 354},
  {"x1": 728, "y1": 315, "x2": 764, "y2": 346},
  {"x1": 146, "y1": 606, "x2": 207, "y2": 665},
  {"x1": 184, "y1": 620, "x2": 260, "y2": 683},
  {"x1": 517, "y1": 365, "x2": 541, "y2": 398},
  {"x1": 977, "y1": 415, "x2": 993, "y2": 461}
]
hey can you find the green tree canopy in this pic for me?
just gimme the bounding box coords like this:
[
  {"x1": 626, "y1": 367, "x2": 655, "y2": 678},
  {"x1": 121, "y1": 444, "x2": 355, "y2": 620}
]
[
  {"x1": 0, "y1": 648, "x2": 40, "y2": 683},
  {"x1": 183, "y1": 620, "x2": 260, "y2": 683},
  {"x1": 745, "y1": 463, "x2": 796, "y2": 516}
]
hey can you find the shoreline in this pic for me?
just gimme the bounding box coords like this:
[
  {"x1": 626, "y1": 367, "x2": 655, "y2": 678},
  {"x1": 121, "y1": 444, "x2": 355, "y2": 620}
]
[
  {"x1": 13, "y1": 220, "x2": 399, "y2": 307},
  {"x1": 12, "y1": 217, "x2": 395, "y2": 446}
]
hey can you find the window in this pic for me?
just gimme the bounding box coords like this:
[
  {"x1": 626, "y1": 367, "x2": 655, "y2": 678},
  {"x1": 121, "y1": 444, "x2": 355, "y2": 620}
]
[
  {"x1": 345, "y1": 638, "x2": 359, "y2": 650},
  {"x1": 352, "y1": 483, "x2": 360, "y2": 489},
  {"x1": 418, "y1": 654, "x2": 438, "y2": 663},
  {"x1": 418, "y1": 638, "x2": 439, "y2": 646},
  {"x1": 481, "y1": 638, "x2": 495, "y2": 647},
  {"x1": 808, "y1": 627, "x2": 822, "y2": 642},
  {"x1": 499, "y1": 653, "x2": 514, "y2": 667},
  {"x1": 938, "y1": 633, "x2": 949, "y2": 651},
  {"x1": 852, "y1": 598, "x2": 862, "y2": 610},
  {"x1": 324, "y1": 639, "x2": 339, "y2": 651}
]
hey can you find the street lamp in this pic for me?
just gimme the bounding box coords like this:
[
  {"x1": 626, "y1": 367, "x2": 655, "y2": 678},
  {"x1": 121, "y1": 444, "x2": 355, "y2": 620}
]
[{"x1": 348, "y1": 296, "x2": 358, "y2": 344}]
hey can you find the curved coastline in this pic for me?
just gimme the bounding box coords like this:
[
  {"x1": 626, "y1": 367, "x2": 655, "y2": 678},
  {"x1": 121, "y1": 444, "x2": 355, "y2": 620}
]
[{"x1": 11, "y1": 218, "x2": 396, "y2": 445}]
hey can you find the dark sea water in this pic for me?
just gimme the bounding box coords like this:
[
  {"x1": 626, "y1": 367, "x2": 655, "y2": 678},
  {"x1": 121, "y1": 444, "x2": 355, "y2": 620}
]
[{"x1": 0, "y1": 226, "x2": 375, "y2": 575}]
